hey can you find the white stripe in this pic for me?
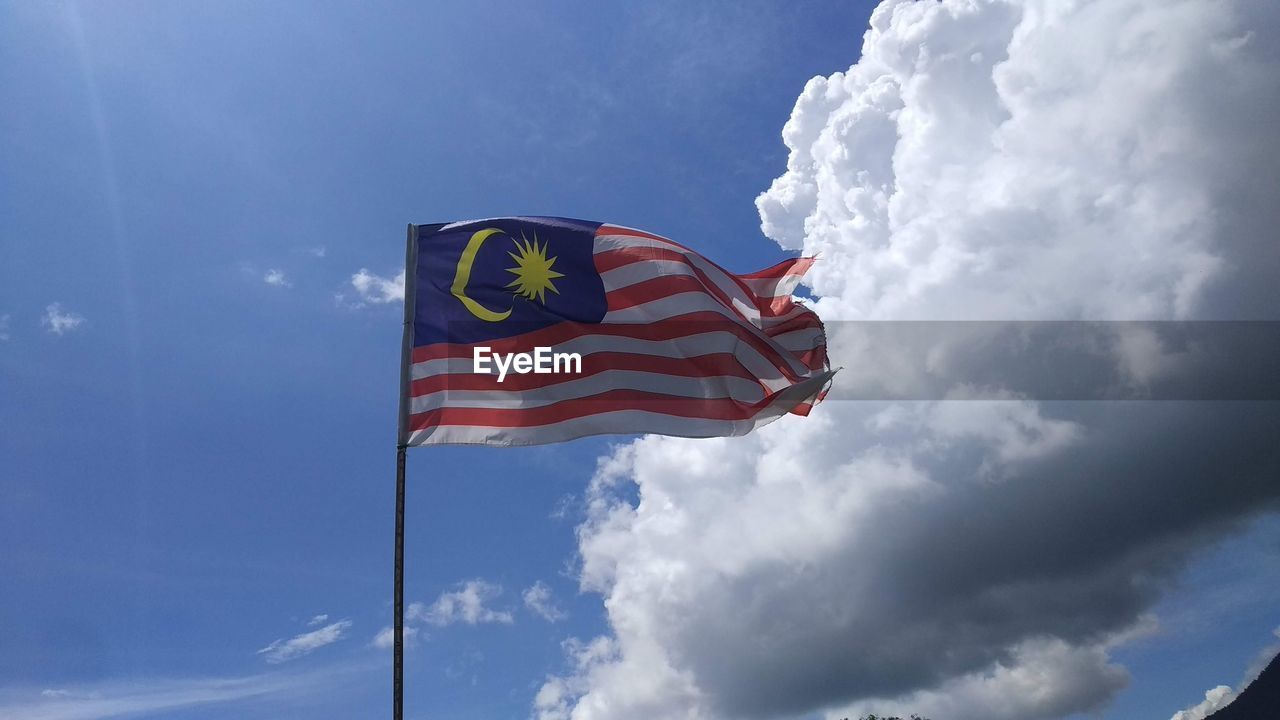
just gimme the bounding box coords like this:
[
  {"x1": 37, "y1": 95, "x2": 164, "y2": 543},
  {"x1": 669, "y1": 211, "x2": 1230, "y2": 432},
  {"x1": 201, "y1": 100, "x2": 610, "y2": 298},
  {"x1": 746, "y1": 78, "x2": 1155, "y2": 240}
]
[
  {"x1": 595, "y1": 234, "x2": 766, "y2": 322},
  {"x1": 603, "y1": 288, "x2": 814, "y2": 332},
  {"x1": 602, "y1": 291, "x2": 810, "y2": 329},
  {"x1": 593, "y1": 230, "x2": 686, "y2": 254},
  {"x1": 599, "y1": 258, "x2": 806, "y2": 317},
  {"x1": 409, "y1": 371, "x2": 766, "y2": 414},
  {"x1": 602, "y1": 294, "x2": 815, "y2": 377},
  {"x1": 740, "y1": 271, "x2": 806, "y2": 299},
  {"x1": 599, "y1": 258, "x2": 699, "y2": 292},
  {"x1": 406, "y1": 371, "x2": 834, "y2": 447},
  {"x1": 772, "y1": 327, "x2": 826, "y2": 353}
]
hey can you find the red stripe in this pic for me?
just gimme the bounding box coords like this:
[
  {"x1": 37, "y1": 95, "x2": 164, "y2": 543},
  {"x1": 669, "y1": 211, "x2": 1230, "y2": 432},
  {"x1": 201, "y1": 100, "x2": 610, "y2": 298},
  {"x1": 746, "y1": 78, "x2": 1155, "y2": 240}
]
[
  {"x1": 604, "y1": 275, "x2": 808, "y2": 324},
  {"x1": 596, "y1": 246, "x2": 807, "y2": 318},
  {"x1": 764, "y1": 295, "x2": 798, "y2": 315},
  {"x1": 606, "y1": 275, "x2": 716, "y2": 312},
  {"x1": 793, "y1": 346, "x2": 825, "y2": 371},
  {"x1": 412, "y1": 310, "x2": 818, "y2": 361},
  {"x1": 408, "y1": 386, "x2": 805, "y2": 431},
  {"x1": 410, "y1": 351, "x2": 762, "y2": 395},
  {"x1": 600, "y1": 253, "x2": 800, "y2": 320},
  {"x1": 597, "y1": 246, "x2": 753, "y2": 321},
  {"x1": 593, "y1": 246, "x2": 689, "y2": 274},
  {"x1": 411, "y1": 312, "x2": 820, "y2": 383},
  {"x1": 415, "y1": 313, "x2": 727, "y2": 362},
  {"x1": 594, "y1": 227, "x2": 797, "y2": 316}
]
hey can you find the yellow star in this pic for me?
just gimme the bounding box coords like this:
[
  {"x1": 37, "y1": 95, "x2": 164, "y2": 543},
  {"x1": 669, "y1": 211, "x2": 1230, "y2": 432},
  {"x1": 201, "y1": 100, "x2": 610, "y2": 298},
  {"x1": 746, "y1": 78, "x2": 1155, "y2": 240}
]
[{"x1": 505, "y1": 233, "x2": 564, "y2": 305}]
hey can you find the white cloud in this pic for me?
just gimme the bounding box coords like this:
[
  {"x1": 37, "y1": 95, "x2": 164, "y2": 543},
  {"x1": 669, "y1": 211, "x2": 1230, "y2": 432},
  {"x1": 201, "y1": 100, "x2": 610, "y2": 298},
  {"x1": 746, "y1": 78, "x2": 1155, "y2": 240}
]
[
  {"x1": 409, "y1": 580, "x2": 513, "y2": 627},
  {"x1": 257, "y1": 619, "x2": 351, "y2": 664},
  {"x1": 755, "y1": 0, "x2": 1275, "y2": 323},
  {"x1": 0, "y1": 664, "x2": 361, "y2": 720},
  {"x1": 1170, "y1": 685, "x2": 1235, "y2": 720},
  {"x1": 41, "y1": 304, "x2": 84, "y2": 336},
  {"x1": 263, "y1": 269, "x2": 292, "y2": 288},
  {"x1": 534, "y1": 637, "x2": 630, "y2": 720},
  {"x1": 0, "y1": 313, "x2": 9, "y2": 341},
  {"x1": 371, "y1": 625, "x2": 420, "y2": 650},
  {"x1": 306, "y1": 614, "x2": 328, "y2": 626},
  {"x1": 538, "y1": 1, "x2": 1280, "y2": 719},
  {"x1": 523, "y1": 582, "x2": 568, "y2": 623},
  {"x1": 349, "y1": 268, "x2": 404, "y2": 305}
]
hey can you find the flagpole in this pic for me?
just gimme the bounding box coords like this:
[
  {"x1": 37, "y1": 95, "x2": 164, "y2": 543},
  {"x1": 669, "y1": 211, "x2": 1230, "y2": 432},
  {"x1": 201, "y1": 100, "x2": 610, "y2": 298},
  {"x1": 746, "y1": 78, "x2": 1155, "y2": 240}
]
[
  {"x1": 393, "y1": 444, "x2": 406, "y2": 720},
  {"x1": 393, "y1": 445, "x2": 406, "y2": 720},
  {"x1": 394, "y1": 223, "x2": 419, "y2": 720}
]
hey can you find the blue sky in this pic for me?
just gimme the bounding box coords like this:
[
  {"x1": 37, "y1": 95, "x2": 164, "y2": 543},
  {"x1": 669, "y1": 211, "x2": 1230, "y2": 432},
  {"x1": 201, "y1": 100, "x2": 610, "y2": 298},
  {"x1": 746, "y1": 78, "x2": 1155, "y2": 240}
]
[
  {"x1": 3, "y1": 2, "x2": 1279, "y2": 720},
  {"x1": 1, "y1": 2, "x2": 867, "y2": 718}
]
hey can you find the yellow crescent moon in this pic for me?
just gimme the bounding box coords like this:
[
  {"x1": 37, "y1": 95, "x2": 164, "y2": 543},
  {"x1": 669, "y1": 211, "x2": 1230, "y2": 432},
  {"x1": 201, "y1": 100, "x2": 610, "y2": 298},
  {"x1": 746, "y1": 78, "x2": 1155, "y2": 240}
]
[{"x1": 451, "y1": 228, "x2": 513, "y2": 322}]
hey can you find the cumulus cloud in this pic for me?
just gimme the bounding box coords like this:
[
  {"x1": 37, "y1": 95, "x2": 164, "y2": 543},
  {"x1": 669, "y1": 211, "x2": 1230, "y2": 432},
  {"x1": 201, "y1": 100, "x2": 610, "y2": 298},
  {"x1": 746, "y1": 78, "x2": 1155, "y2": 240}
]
[
  {"x1": 538, "y1": 1, "x2": 1280, "y2": 719},
  {"x1": 410, "y1": 580, "x2": 513, "y2": 627},
  {"x1": 257, "y1": 619, "x2": 351, "y2": 664},
  {"x1": 756, "y1": 0, "x2": 1278, "y2": 323},
  {"x1": 41, "y1": 304, "x2": 84, "y2": 335},
  {"x1": 349, "y1": 269, "x2": 405, "y2": 305},
  {"x1": 524, "y1": 582, "x2": 568, "y2": 623},
  {"x1": 1170, "y1": 685, "x2": 1235, "y2": 720},
  {"x1": 263, "y1": 269, "x2": 292, "y2": 288}
]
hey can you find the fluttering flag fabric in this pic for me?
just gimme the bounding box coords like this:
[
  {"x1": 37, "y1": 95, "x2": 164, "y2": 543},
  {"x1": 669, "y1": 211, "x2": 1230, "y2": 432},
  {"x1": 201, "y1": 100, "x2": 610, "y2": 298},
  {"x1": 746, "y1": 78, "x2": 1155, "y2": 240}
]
[{"x1": 398, "y1": 217, "x2": 833, "y2": 447}]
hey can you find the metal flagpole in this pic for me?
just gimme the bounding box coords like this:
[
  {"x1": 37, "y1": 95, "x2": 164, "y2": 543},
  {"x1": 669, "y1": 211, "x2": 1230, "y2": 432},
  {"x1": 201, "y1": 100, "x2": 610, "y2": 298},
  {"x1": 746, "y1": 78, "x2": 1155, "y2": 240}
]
[
  {"x1": 394, "y1": 223, "x2": 419, "y2": 720},
  {"x1": 393, "y1": 446, "x2": 406, "y2": 720}
]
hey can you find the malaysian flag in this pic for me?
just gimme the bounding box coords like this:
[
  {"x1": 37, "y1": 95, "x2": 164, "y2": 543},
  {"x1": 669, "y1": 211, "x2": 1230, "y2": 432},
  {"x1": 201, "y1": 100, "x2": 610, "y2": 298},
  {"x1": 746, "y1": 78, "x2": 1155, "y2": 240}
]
[{"x1": 398, "y1": 217, "x2": 832, "y2": 447}]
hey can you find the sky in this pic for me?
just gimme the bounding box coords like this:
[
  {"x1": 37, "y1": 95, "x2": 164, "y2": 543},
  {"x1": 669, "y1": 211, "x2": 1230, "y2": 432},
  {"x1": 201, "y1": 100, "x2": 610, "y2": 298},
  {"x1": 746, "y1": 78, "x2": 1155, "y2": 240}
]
[{"x1": 1, "y1": 2, "x2": 1278, "y2": 720}]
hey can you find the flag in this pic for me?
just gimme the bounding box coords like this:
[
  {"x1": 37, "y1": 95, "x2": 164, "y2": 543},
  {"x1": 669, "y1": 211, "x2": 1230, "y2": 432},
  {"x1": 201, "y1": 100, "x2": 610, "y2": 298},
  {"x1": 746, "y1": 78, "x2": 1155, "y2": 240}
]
[{"x1": 398, "y1": 217, "x2": 833, "y2": 447}]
